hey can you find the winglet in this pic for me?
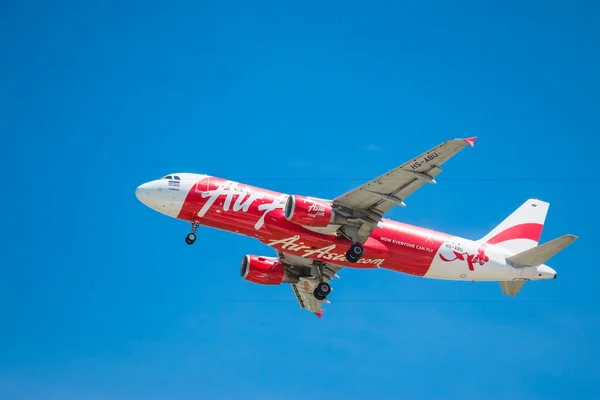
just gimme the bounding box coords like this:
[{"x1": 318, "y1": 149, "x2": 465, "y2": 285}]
[
  {"x1": 315, "y1": 310, "x2": 325, "y2": 319},
  {"x1": 463, "y1": 137, "x2": 477, "y2": 147}
]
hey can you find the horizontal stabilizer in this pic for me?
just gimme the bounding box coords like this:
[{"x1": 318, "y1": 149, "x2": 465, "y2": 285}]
[
  {"x1": 500, "y1": 281, "x2": 525, "y2": 296},
  {"x1": 507, "y1": 234, "x2": 578, "y2": 267}
]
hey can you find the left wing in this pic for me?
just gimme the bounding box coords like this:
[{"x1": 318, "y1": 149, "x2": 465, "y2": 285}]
[
  {"x1": 290, "y1": 278, "x2": 326, "y2": 318},
  {"x1": 332, "y1": 137, "x2": 476, "y2": 243},
  {"x1": 278, "y1": 251, "x2": 342, "y2": 318}
]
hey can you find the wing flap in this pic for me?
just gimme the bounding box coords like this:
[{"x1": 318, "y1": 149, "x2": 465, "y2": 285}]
[
  {"x1": 279, "y1": 251, "x2": 342, "y2": 317},
  {"x1": 290, "y1": 277, "x2": 325, "y2": 316}
]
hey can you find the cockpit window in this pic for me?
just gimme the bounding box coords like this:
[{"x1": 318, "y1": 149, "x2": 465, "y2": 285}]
[
  {"x1": 174, "y1": 176, "x2": 181, "y2": 180},
  {"x1": 164, "y1": 175, "x2": 173, "y2": 180}
]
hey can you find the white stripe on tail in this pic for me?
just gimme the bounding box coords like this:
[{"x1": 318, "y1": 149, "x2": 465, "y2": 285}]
[{"x1": 479, "y1": 199, "x2": 549, "y2": 254}]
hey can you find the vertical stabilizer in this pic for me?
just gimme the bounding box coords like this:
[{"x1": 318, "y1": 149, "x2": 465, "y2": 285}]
[{"x1": 480, "y1": 199, "x2": 549, "y2": 254}]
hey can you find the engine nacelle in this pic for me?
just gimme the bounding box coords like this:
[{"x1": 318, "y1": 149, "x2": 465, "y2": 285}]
[
  {"x1": 240, "y1": 255, "x2": 285, "y2": 285},
  {"x1": 284, "y1": 195, "x2": 341, "y2": 227}
]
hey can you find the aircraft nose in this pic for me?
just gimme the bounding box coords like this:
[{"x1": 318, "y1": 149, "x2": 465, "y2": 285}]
[
  {"x1": 135, "y1": 182, "x2": 151, "y2": 203},
  {"x1": 135, "y1": 179, "x2": 186, "y2": 217}
]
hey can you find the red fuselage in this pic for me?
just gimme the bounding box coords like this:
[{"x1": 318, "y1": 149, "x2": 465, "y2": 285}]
[{"x1": 174, "y1": 176, "x2": 450, "y2": 277}]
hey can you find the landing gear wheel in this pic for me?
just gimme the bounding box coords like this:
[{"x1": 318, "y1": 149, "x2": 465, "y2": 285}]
[
  {"x1": 345, "y1": 243, "x2": 364, "y2": 263},
  {"x1": 313, "y1": 282, "x2": 331, "y2": 301},
  {"x1": 185, "y1": 232, "x2": 196, "y2": 245},
  {"x1": 313, "y1": 290, "x2": 327, "y2": 301},
  {"x1": 313, "y1": 282, "x2": 331, "y2": 300},
  {"x1": 317, "y1": 281, "x2": 330, "y2": 296},
  {"x1": 186, "y1": 222, "x2": 199, "y2": 245}
]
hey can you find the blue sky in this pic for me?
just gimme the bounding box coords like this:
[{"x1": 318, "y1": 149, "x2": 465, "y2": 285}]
[{"x1": 1, "y1": 0, "x2": 599, "y2": 398}]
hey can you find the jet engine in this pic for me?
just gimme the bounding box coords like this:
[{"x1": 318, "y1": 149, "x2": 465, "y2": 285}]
[
  {"x1": 240, "y1": 255, "x2": 286, "y2": 285},
  {"x1": 284, "y1": 195, "x2": 347, "y2": 227}
]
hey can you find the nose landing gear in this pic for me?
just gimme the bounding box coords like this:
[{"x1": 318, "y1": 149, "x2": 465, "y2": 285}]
[
  {"x1": 185, "y1": 232, "x2": 196, "y2": 245},
  {"x1": 185, "y1": 222, "x2": 199, "y2": 245},
  {"x1": 311, "y1": 261, "x2": 333, "y2": 301}
]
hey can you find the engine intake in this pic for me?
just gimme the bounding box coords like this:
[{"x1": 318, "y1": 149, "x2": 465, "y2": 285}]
[
  {"x1": 240, "y1": 255, "x2": 285, "y2": 285},
  {"x1": 284, "y1": 195, "x2": 341, "y2": 228}
]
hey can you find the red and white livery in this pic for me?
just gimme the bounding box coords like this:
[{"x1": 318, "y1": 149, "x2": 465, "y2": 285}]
[{"x1": 136, "y1": 138, "x2": 577, "y2": 317}]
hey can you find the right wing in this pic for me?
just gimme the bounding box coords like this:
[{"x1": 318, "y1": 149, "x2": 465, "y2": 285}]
[{"x1": 332, "y1": 137, "x2": 476, "y2": 243}]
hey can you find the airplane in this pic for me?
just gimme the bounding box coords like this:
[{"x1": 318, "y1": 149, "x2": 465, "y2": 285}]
[{"x1": 135, "y1": 137, "x2": 578, "y2": 318}]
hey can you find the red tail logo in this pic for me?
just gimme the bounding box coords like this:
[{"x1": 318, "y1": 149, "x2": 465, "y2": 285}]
[{"x1": 440, "y1": 244, "x2": 489, "y2": 271}]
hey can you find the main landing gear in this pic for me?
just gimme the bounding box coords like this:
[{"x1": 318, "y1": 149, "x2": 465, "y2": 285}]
[
  {"x1": 310, "y1": 242, "x2": 363, "y2": 301},
  {"x1": 312, "y1": 261, "x2": 332, "y2": 301},
  {"x1": 345, "y1": 242, "x2": 364, "y2": 263},
  {"x1": 185, "y1": 222, "x2": 199, "y2": 245},
  {"x1": 338, "y1": 227, "x2": 364, "y2": 263},
  {"x1": 313, "y1": 281, "x2": 331, "y2": 301}
]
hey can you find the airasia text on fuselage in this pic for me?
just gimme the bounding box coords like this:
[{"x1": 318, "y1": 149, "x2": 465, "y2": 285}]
[
  {"x1": 196, "y1": 179, "x2": 287, "y2": 230},
  {"x1": 267, "y1": 235, "x2": 386, "y2": 265}
]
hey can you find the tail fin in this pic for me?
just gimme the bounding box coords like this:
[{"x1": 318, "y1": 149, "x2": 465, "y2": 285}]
[
  {"x1": 507, "y1": 234, "x2": 578, "y2": 267},
  {"x1": 480, "y1": 199, "x2": 549, "y2": 254}
]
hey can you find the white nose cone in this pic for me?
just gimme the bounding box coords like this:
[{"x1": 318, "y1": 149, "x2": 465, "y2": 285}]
[
  {"x1": 135, "y1": 180, "x2": 187, "y2": 218},
  {"x1": 135, "y1": 183, "x2": 150, "y2": 204}
]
